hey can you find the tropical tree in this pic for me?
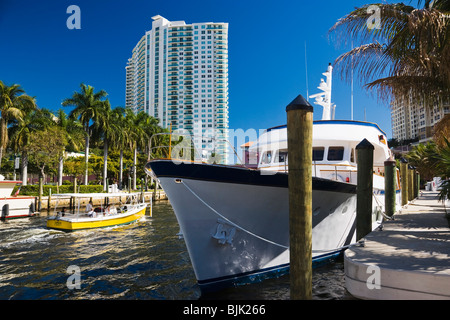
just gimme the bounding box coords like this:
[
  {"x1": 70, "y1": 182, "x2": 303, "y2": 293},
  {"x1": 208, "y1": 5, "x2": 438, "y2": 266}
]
[
  {"x1": 123, "y1": 109, "x2": 152, "y2": 190},
  {"x1": 435, "y1": 138, "x2": 450, "y2": 200},
  {"x1": 0, "y1": 81, "x2": 37, "y2": 169},
  {"x1": 406, "y1": 141, "x2": 440, "y2": 181},
  {"x1": 62, "y1": 83, "x2": 108, "y2": 185},
  {"x1": 27, "y1": 126, "x2": 67, "y2": 182},
  {"x1": 9, "y1": 108, "x2": 54, "y2": 185},
  {"x1": 329, "y1": 0, "x2": 450, "y2": 111},
  {"x1": 109, "y1": 107, "x2": 127, "y2": 189},
  {"x1": 406, "y1": 138, "x2": 450, "y2": 200},
  {"x1": 54, "y1": 109, "x2": 84, "y2": 185},
  {"x1": 433, "y1": 113, "x2": 450, "y2": 148},
  {"x1": 91, "y1": 100, "x2": 118, "y2": 191}
]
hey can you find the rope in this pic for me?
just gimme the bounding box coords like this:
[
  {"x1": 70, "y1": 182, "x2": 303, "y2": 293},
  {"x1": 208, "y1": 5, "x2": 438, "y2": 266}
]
[
  {"x1": 373, "y1": 192, "x2": 395, "y2": 221},
  {"x1": 181, "y1": 180, "x2": 362, "y2": 254},
  {"x1": 181, "y1": 181, "x2": 289, "y2": 249},
  {"x1": 312, "y1": 242, "x2": 359, "y2": 253}
]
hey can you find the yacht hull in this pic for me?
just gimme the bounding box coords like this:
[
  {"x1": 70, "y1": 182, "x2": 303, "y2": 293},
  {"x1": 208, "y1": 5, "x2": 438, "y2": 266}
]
[{"x1": 148, "y1": 160, "x2": 386, "y2": 292}]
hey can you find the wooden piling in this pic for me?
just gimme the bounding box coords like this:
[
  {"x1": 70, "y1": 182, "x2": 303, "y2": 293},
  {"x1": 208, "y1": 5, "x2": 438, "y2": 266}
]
[
  {"x1": 408, "y1": 165, "x2": 414, "y2": 201},
  {"x1": 416, "y1": 172, "x2": 421, "y2": 198},
  {"x1": 73, "y1": 177, "x2": 77, "y2": 194},
  {"x1": 400, "y1": 158, "x2": 408, "y2": 206},
  {"x1": 286, "y1": 94, "x2": 313, "y2": 300},
  {"x1": 384, "y1": 159, "x2": 396, "y2": 218},
  {"x1": 38, "y1": 176, "x2": 43, "y2": 211},
  {"x1": 413, "y1": 168, "x2": 419, "y2": 199},
  {"x1": 47, "y1": 188, "x2": 52, "y2": 214},
  {"x1": 356, "y1": 138, "x2": 374, "y2": 241}
]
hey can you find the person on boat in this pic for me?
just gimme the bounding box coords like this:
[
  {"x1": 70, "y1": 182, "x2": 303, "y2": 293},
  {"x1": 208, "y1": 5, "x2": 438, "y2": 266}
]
[
  {"x1": 110, "y1": 206, "x2": 117, "y2": 215},
  {"x1": 104, "y1": 204, "x2": 111, "y2": 216},
  {"x1": 86, "y1": 201, "x2": 95, "y2": 217},
  {"x1": 56, "y1": 207, "x2": 66, "y2": 218}
]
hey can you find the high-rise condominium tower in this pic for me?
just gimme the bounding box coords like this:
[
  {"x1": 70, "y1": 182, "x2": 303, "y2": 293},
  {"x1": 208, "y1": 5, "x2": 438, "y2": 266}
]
[{"x1": 126, "y1": 15, "x2": 229, "y2": 163}]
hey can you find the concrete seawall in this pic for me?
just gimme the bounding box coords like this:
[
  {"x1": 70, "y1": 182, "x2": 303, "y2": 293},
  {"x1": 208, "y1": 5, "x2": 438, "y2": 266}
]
[
  {"x1": 345, "y1": 191, "x2": 450, "y2": 300},
  {"x1": 36, "y1": 190, "x2": 168, "y2": 215}
]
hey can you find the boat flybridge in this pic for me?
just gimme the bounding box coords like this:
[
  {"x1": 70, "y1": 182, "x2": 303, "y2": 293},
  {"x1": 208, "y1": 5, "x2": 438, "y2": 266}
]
[
  {"x1": 255, "y1": 119, "x2": 393, "y2": 190},
  {"x1": 146, "y1": 64, "x2": 401, "y2": 292}
]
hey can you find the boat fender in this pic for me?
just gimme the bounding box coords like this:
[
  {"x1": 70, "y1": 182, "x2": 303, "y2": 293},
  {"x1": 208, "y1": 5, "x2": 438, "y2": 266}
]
[
  {"x1": 29, "y1": 202, "x2": 35, "y2": 216},
  {"x1": 1, "y1": 204, "x2": 9, "y2": 219}
]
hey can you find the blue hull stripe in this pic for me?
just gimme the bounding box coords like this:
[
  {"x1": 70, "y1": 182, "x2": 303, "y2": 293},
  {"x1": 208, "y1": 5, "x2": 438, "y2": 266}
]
[{"x1": 198, "y1": 250, "x2": 343, "y2": 292}]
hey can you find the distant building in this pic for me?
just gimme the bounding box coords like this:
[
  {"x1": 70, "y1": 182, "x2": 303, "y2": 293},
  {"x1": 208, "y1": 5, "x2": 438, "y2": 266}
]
[
  {"x1": 391, "y1": 95, "x2": 450, "y2": 142},
  {"x1": 126, "y1": 15, "x2": 229, "y2": 163}
]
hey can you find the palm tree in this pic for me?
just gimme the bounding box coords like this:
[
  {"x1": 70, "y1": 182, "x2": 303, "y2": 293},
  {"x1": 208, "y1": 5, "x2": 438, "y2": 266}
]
[
  {"x1": 62, "y1": 83, "x2": 108, "y2": 185},
  {"x1": 0, "y1": 81, "x2": 37, "y2": 169},
  {"x1": 406, "y1": 141, "x2": 440, "y2": 181},
  {"x1": 329, "y1": 0, "x2": 450, "y2": 111},
  {"x1": 435, "y1": 137, "x2": 450, "y2": 201},
  {"x1": 54, "y1": 109, "x2": 84, "y2": 186},
  {"x1": 109, "y1": 107, "x2": 127, "y2": 189},
  {"x1": 91, "y1": 100, "x2": 117, "y2": 191},
  {"x1": 9, "y1": 108, "x2": 54, "y2": 185},
  {"x1": 124, "y1": 109, "x2": 150, "y2": 190}
]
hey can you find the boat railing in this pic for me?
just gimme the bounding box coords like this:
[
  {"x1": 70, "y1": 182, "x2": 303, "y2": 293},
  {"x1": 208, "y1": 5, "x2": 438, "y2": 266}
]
[
  {"x1": 267, "y1": 162, "x2": 387, "y2": 185},
  {"x1": 51, "y1": 193, "x2": 145, "y2": 219}
]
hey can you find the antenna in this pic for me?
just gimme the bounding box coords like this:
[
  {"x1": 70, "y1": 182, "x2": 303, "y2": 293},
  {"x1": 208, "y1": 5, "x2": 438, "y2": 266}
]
[
  {"x1": 351, "y1": 40, "x2": 354, "y2": 121},
  {"x1": 305, "y1": 41, "x2": 309, "y2": 101},
  {"x1": 309, "y1": 63, "x2": 335, "y2": 120}
]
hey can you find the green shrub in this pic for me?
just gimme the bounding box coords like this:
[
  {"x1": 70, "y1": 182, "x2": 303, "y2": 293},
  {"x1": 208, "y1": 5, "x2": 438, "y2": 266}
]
[{"x1": 13, "y1": 184, "x2": 104, "y2": 196}]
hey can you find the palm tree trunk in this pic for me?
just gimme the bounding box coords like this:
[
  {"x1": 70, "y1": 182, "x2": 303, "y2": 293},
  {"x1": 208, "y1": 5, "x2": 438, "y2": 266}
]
[
  {"x1": 0, "y1": 117, "x2": 8, "y2": 170},
  {"x1": 133, "y1": 147, "x2": 137, "y2": 190},
  {"x1": 119, "y1": 148, "x2": 123, "y2": 189},
  {"x1": 21, "y1": 152, "x2": 28, "y2": 186},
  {"x1": 84, "y1": 130, "x2": 89, "y2": 185},
  {"x1": 103, "y1": 139, "x2": 108, "y2": 192},
  {"x1": 58, "y1": 154, "x2": 63, "y2": 186}
]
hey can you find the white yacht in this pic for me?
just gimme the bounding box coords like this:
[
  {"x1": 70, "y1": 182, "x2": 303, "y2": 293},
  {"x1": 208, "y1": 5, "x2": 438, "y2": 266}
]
[{"x1": 146, "y1": 65, "x2": 401, "y2": 292}]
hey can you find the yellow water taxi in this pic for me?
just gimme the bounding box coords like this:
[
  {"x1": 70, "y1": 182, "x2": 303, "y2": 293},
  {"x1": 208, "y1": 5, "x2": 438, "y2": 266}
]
[{"x1": 46, "y1": 192, "x2": 149, "y2": 231}]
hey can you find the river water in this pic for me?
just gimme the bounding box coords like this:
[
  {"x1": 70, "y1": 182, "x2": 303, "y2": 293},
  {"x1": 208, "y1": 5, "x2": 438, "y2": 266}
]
[{"x1": 0, "y1": 201, "x2": 354, "y2": 300}]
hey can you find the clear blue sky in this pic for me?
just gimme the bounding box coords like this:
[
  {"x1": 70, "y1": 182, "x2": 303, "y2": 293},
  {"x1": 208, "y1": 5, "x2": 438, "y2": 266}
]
[{"x1": 0, "y1": 0, "x2": 397, "y2": 137}]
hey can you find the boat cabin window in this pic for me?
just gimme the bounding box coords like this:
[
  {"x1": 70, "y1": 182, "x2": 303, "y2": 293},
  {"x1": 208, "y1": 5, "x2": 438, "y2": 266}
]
[
  {"x1": 313, "y1": 147, "x2": 325, "y2": 161},
  {"x1": 261, "y1": 151, "x2": 272, "y2": 164},
  {"x1": 276, "y1": 149, "x2": 288, "y2": 163},
  {"x1": 327, "y1": 146, "x2": 344, "y2": 161}
]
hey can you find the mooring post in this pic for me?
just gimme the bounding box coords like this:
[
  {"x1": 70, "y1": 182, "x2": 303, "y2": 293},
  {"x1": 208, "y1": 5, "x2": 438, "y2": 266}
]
[
  {"x1": 38, "y1": 176, "x2": 43, "y2": 211},
  {"x1": 413, "y1": 168, "x2": 418, "y2": 199},
  {"x1": 400, "y1": 158, "x2": 408, "y2": 206},
  {"x1": 408, "y1": 165, "x2": 414, "y2": 201},
  {"x1": 384, "y1": 158, "x2": 396, "y2": 218},
  {"x1": 47, "y1": 188, "x2": 52, "y2": 214},
  {"x1": 73, "y1": 177, "x2": 77, "y2": 194},
  {"x1": 286, "y1": 94, "x2": 313, "y2": 300},
  {"x1": 356, "y1": 139, "x2": 374, "y2": 241},
  {"x1": 416, "y1": 172, "x2": 421, "y2": 198}
]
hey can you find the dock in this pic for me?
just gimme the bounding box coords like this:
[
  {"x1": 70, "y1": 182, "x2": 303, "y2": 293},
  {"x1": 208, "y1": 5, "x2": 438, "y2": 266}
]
[{"x1": 345, "y1": 191, "x2": 450, "y2": 300}]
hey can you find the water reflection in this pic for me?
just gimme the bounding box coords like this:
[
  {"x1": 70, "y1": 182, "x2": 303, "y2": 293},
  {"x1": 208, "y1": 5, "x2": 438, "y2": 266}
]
[{"x1": 0, "y1": 201, "x2": 353, "y2": 300}]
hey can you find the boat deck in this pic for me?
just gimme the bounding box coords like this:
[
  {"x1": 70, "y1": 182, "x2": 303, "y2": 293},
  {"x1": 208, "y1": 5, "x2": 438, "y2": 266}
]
[{"x1": 344, "y1": 191, "x2": 450, "y2": 299}]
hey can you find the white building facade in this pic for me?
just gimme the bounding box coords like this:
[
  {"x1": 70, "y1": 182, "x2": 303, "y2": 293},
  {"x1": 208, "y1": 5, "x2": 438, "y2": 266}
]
[
  {"x1": 391, "y1": 96, "x2": 450, "y2": 142},
  {"x1": 126, "y1": 15, "x2": 229, "y2": 163}
]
